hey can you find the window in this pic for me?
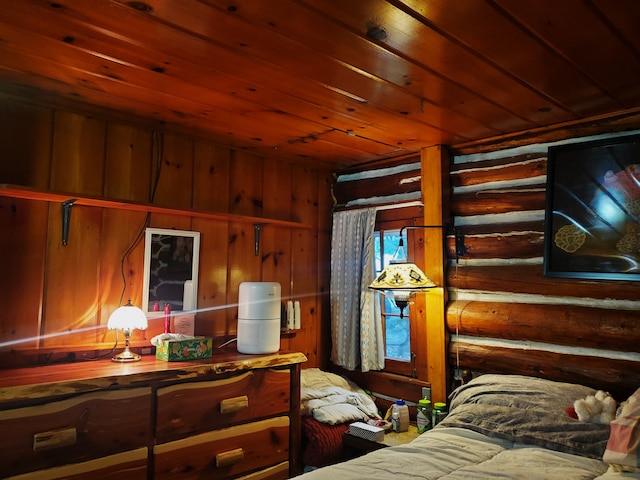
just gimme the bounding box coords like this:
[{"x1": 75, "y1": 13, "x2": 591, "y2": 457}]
[{"x1": 373, "y1": 227, "x2": 415, "y2": 377}]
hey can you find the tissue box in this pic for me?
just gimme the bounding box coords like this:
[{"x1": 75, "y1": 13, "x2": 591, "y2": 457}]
[
  {"x1": 347, "y1": 421, "x2": 385, "y2": 442},
  {"x1": 155, "y1": 337, "x2": 212, "y2": 361}
]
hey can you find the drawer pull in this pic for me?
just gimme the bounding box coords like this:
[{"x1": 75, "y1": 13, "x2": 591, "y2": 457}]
[
  {"x1": 220, "y1": 395, "x2": 249, "y2": 414},
  {"x1": 216, "y1": 447, "x2": 244, "y2": 467},
  {"x1": 33, "y1": 427, "x2": 77, "y2": 451}
]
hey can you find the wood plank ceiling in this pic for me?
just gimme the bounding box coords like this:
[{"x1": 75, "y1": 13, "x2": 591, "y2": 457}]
[{"x1": 1, "y1": 0, "x2": 640, "y2": 170}]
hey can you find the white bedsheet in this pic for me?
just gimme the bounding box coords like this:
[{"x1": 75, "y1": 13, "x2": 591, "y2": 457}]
[{"x1": 298, "y1": 427, "x2": 631, "y2": 479}]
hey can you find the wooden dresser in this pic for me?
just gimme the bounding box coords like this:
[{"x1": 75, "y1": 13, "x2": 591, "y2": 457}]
[{"x1": 0, "y1": 350, "x2": 306, "y2": 479}]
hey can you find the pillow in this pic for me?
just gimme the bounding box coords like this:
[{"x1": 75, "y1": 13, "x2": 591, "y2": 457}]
[
  {"x1": 443, "y1": 374, "x2": 611, "y2": 458},
  {"x1": 603, "y1": 387, "x2": 640, "y2": 471}
]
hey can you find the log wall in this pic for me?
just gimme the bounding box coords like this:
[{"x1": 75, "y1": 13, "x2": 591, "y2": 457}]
[
  {"x1": 0, "y1": 95, "x2": 332, "y2": 369},
  {"x1": 449, "y1": 131, "x2": 640, "y2": 400}
]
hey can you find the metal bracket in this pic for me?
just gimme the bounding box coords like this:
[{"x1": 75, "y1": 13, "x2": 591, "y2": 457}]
[
  {"x1": 61, "y1": 199, "x2": 77, "y2": 246},
  {"x1": 253, "y1": 223, "x2": 266, "y2": 256},
  {"x1": 454, "y1": 232, "x2": 466, "y2": 261}
]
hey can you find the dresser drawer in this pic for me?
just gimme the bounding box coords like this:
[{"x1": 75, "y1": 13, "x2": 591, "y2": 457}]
[
  {"x1": 5, "y1": 447, "x2": 148, "y2": 480},
  {"x1": 156, "y1": 368, "x2": 290, "y2": 443},
  {"x1": 154, "y1": 416, "x2": 289, "y2": 480},
  {"x1": 236, "y1": 461, "x2": 289, "y2": 480},
  {"x1": 0, "y1": 387, "x2": 152, "y2": 477}
]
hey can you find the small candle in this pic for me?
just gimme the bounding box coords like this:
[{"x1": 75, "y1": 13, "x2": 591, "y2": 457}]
[{"x1": 164, "y1": 303, "x2": 171, "y2": 333}]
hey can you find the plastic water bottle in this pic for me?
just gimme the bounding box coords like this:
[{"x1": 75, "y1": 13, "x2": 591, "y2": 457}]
[
  {"x1": 416, "y1": 398, "x2": 432, "y2": 433},
  {"x1": 432, "y1": 402, "x2": 448, "y2": 427},
  {"x1": 391, "y1": 399, "x2": 409, "y2": 432}
]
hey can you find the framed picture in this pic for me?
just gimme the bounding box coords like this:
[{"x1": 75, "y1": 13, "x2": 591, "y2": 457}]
[
  {"x1": 142, "y1": 228, "x2": 200, "y2": 313},
  {"x1": 543, "y1": 134, "x2": 640, "y2": 280}
]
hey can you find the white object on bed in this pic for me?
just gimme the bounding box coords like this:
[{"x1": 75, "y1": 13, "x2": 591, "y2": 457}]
[{"x1": 301, "y1": 368, "x2": 380, "y2": 425}]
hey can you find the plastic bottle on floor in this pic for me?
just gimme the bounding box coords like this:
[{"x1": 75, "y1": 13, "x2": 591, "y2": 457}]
[
  {"x1": 417, "y1": 398, "x2": 432, "y2": 433},
  {"x1": 391, "y1": 399, "x2": 410, "y2": 432}
]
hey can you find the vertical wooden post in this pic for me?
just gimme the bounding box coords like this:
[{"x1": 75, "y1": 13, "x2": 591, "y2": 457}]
[{"x1": 421, "y1": 145, "x2": 449, "y2": 403}]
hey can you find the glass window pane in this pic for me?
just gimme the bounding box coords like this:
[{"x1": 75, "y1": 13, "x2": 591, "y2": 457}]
[
  {"x1": 385, "y1": 315, "x2": 410, "y2": 361},
  {"x1": 374, "y1": 228, "x2": 411, "y2": 365}
]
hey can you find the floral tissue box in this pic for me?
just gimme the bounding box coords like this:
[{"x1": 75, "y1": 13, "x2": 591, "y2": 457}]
[{"x1": 155, "y1": 336, "x2": 212, "y2": 361}]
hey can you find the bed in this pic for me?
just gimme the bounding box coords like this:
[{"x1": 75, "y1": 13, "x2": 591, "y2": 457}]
[{"x1": 297, "y1": 373, "x2": 640, "y2": 479}]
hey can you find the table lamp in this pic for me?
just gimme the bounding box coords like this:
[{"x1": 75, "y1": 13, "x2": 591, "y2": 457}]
[{"x1": 107, "y1": 299, "x2": 148, "y2": 362}]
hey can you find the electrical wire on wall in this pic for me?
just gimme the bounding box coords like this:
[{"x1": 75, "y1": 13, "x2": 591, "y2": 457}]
[{"x1": 85, "y1": 129, "x2": 164, "y2": 360}]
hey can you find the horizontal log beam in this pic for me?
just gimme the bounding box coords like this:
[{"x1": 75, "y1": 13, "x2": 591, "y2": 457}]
[
  {"x1": 448, "y1": 263, "x2": 640, "y2": 300},
  {"x1": 450, "y1": 155, "x2": 546, "y2": 187},
  {"x1": 449, "y1": 341, "x2": 640, "y2": 400},
  {"x1": 452, "y1": 189, "x2": 545, "y2": 217},
  {"x1": 447, "y1": 300, "x2": 640, "y2": 352}
]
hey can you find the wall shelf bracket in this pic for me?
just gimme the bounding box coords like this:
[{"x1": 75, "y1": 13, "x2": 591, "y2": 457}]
[{"x1": 61, "y1": 199, "x2": 77, "y2": 246}]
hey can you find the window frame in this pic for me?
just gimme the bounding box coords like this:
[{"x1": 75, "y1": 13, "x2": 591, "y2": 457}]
[{"x1": 374, "y1": 211, "x2": 427, "y2": 379}]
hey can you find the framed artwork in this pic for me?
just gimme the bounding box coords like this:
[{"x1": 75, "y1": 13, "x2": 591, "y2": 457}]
[
  {"x1": 142, "y1": 228, "x2": 200, "y2": 313},
  {"x1": 543, "y1": 134, "x2": 640, "y2": 280}
]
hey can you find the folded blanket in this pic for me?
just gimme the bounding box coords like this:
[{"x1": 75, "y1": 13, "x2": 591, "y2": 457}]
[{"x1": 301, "y1": 368, "x2": 380, "y2": 425}]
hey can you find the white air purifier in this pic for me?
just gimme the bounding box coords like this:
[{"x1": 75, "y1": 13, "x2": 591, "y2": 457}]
[{"x1": 237, "y1": 282, "x2": 281, "y2": 354}]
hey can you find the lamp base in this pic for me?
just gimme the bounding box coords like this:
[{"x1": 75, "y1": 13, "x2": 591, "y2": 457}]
[{"x1": 111, "y1": 349, "x2": 141, "y2": 362}]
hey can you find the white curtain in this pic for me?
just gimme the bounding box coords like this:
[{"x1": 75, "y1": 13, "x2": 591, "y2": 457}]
[{"x1": 330, "y1": 208, "x2": 384, "y2": 371}]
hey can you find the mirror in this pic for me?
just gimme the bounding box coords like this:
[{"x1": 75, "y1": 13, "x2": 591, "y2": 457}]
[{"x1": 142, "y1": 228, "x2": 200, "y2": 314}]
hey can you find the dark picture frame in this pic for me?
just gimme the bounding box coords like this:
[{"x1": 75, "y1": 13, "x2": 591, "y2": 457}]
[{"x1": 543, "y1": 134, "x2": 640, "y2": 280}]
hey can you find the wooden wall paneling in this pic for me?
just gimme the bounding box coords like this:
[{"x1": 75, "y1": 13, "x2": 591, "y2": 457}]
[
  {"x1": 192, "y1": 218, "x2": 230, "y2": 339},
  {"x1": 0, "y1": 99, "x2": 52, "y2": 189},
  {"x1": 228, "y1": 151, "x2": 264, "y2": 218},
  {"x1": 50, "y1": 111, "x2": 106, "y2": 196},
  {"x1": 40, "y1": 110, "x2": 107, "y2": 346},
  {"x1": 0, "y1": 198, "x2": 48, "y2": 352},
  {"x1": 101, "y1": 121, "x2": 154, "y2": 342},
  {"x1": 192, "y1": 142, "x2": 231, "y2": 338},
  {"x1": 315, "y1": 171, "x2": 334, "y2": 369},
  {"x1": 42, "y1": 205, "x2": 104, "y2": 346},
  {"x1": 98, "y1": 209, "x2": 149, "y2": 345},
  {"x1": 150, "y1": 133, "x2": 194, "y2": 209},
  {"x1": 261, "y1": 157, "x2": 293, "y2": 302},
  {"x1": 290, "y1": 165, "x2": 319, "y2": 365},
  {"x1": 226, "y1": 222, "x2": 262, "y2": 333},
  {"x1": 104, "y1": 123, "x2": 152, "y2": 203},
  {"x1": 261, "y1": 158, "x2": 293, "y2": 352},
  {"x1": 227, "y1": 151, "x2": 264, "y2": 332},
  {"x1": 192, "y1": 142, "x2": 231, "y2": 213}
]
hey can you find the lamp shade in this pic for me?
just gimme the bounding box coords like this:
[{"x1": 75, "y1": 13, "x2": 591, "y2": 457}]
[
  {"x1": 107, "y1": 300, "x2": 148, "y2": 331},
  {"x1": 369, "y1": 261, "x2": 436, "y2": 292}
]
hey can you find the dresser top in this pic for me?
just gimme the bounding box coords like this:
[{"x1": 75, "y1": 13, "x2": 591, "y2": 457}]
[{"x1": 0, "y1": 350, "x2": 307, "y2": 406}]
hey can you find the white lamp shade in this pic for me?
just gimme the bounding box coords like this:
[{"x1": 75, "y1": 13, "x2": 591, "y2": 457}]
[{"x1": 107, "y1": 301, "x2": 148, "y2": 330}]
